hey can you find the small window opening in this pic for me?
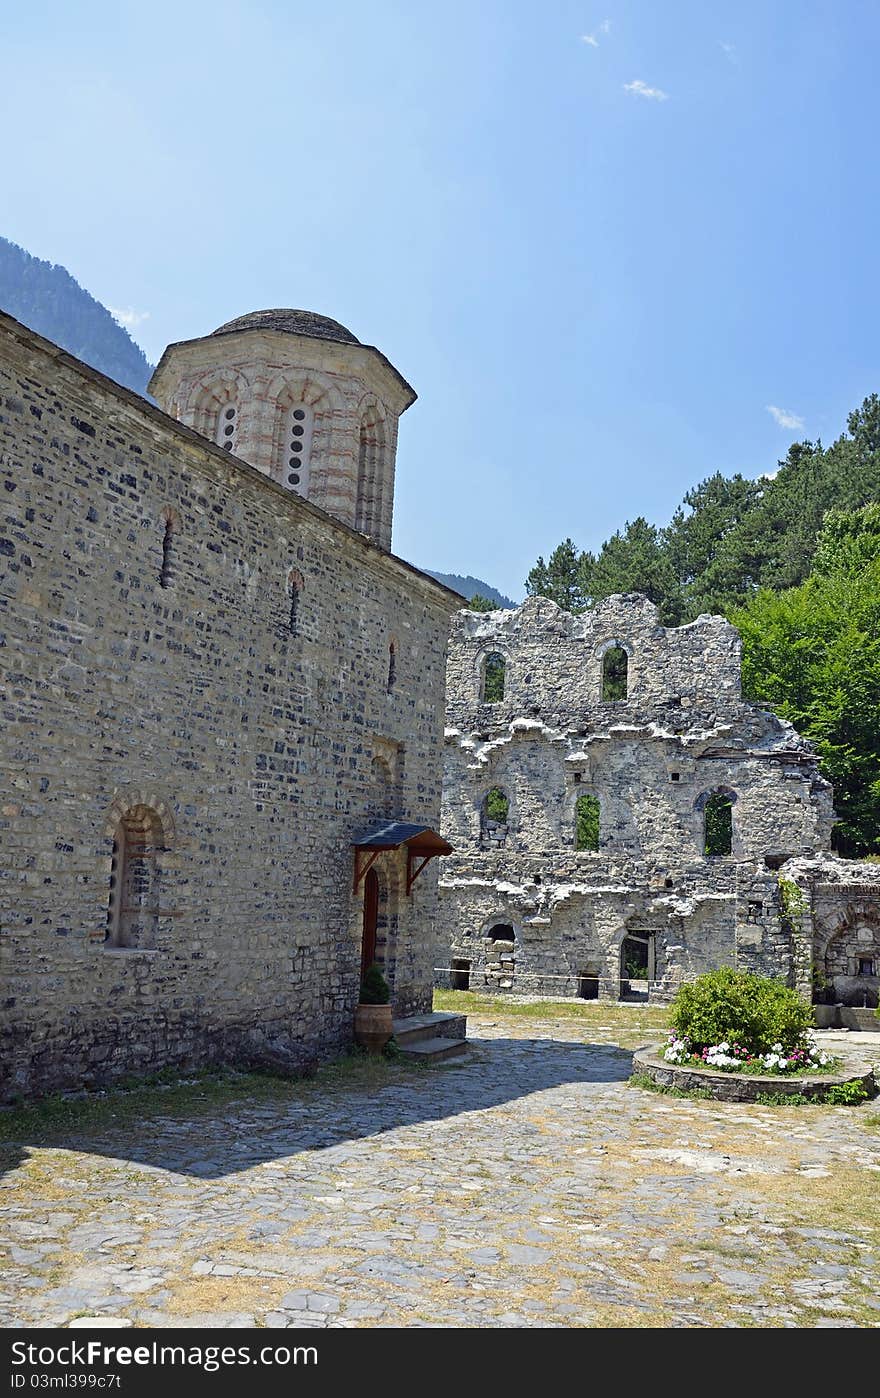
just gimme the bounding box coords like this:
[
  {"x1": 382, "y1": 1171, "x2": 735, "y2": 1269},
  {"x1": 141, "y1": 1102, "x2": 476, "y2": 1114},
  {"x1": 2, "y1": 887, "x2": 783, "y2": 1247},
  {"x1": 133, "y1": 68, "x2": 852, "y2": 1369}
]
[
  {"x1": 665, "y1": 876, "x2": 674, "y2": 889},
  {"x1": 704, "y1": 791, "x2": 733, "y2": 856},
  {"x1": 287, "y1": 568, "x2": 304, "y2": 636},
  {"x1": 282, "y1": 404, "x2": 313, "y2": 495},
  {"x1": 159, "y1": 516, "x2": 175, "y2": 589},
  {"x1": 577, "y1": 972, "x2": 599, "y2": 1000},
  {"x1": 387, "y1": 640, "x2": 396, "y2": 692},
  {"x1": 858, "y1": 957, "x2": 875, "y2": 977},
  {"x1": 482, "y1": 652, "x2": 506, "y2": 703},
  {"x1": 670, "y1": 771, "x2": 680, "y2": 782},
  {"x1": 451, "y1": 958, "x2": 471, "y2": 990},
  {"x1": 575, "y1": 793, "x2": 600, "y2": 852},
  {"x1": 602, "y1": 645, "x2": 629, "y2": 701},
  {"x1": 573, "y1": 772, "x2": 582, "y2": 784}
]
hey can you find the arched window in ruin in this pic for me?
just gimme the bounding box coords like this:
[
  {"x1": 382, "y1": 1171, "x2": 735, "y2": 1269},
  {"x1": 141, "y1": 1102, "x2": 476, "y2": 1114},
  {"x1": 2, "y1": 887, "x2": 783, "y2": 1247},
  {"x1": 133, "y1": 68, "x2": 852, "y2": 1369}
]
[
  {"x1": 281, "y1": 404, "x2": 314, "y2": 497},
  {"x1": 487, "y1": 923, "x2": 515, "y2": 943},
  {"x1": 482, "y1": 651, "x2": 506, "y2": 704},
  {"x1": 355, "y1": 406, "x2": 386, "y2": 537},
  {"x1": 601, "y1": 644, "x2": 629, "y2": 701},
  {"x1": 387, "y1": 638, "x2": 397, "y2": 692},
  {"x1": 481, "y1": 787, "x2": 510, "y2": 847},
  {"x1": 575, "y1": 793, "x2": 600, "y2": 851},
  {"x1": 287, "y1": 568, "x2": 304, "y2": 636},
  {"x1": 105, "y1": 805, "x2": 166, "y2": 949},
  {"x1": 699, "y1": 788, "x2": 736, "y2": 856}
]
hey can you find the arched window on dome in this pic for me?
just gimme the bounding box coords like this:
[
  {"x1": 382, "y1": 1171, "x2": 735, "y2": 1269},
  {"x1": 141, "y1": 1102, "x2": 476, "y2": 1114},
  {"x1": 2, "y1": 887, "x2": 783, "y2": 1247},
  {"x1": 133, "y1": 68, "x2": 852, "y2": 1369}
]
[
  {"x1": 281, "y1": 404, "x2": 314, "y2": 497},
  {"x1": 355, "y1": 406, "x2": 386, "y2": 537},
  {"x1": 215, "y1": 401, "x2": 238, "y2": 453}
]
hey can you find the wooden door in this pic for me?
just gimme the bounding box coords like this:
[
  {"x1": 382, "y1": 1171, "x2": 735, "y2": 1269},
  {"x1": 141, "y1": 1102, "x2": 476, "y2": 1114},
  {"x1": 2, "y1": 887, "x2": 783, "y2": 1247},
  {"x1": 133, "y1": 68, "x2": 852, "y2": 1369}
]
[{"x1": 361, "y1": 868, "x2": 379, "y2": 975}]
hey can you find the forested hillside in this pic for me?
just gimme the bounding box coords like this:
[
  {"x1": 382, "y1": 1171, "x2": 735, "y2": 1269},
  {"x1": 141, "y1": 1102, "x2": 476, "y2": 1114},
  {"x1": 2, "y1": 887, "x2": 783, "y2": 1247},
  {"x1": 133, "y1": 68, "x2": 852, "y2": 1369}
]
[{"x1": 0, "y1": 238, "x2": 153, "y2": 394}]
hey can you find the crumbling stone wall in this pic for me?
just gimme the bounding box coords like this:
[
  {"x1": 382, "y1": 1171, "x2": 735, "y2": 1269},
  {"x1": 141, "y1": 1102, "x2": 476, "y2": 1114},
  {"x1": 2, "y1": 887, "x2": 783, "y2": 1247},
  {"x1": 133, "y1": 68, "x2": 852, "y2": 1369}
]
[
  {"x1": 437, "y1": 595, "x2": 836, "y2": 1000},
  {"x1": 0, "y1": 312, "x2": 458, "y2": 1100}
]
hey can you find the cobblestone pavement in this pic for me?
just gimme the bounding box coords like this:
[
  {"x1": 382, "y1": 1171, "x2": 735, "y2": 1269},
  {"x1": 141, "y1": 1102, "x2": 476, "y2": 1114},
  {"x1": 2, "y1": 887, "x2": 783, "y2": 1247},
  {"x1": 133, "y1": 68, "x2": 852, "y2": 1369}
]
[{"x1": 1, "y1": 1018, "x2": 879, "y2": 1329}]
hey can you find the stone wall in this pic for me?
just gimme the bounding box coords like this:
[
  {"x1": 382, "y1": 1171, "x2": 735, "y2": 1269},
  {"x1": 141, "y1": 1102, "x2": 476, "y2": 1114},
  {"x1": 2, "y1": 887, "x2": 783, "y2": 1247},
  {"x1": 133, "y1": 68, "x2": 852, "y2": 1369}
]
[
  {"x1": 437, "y1": 596, "x2": 832, "y2": 1000},
  {"x1": 0, "y1": 312, "x2": 459, "y2": 1100}
]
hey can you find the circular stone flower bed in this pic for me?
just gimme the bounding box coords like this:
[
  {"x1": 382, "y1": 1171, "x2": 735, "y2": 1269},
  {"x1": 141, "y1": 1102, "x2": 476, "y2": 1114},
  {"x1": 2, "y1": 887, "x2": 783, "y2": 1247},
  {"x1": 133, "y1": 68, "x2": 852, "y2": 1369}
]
[{"x1": 632, "y1": 1045, "x2": 876, "y2": 1103}]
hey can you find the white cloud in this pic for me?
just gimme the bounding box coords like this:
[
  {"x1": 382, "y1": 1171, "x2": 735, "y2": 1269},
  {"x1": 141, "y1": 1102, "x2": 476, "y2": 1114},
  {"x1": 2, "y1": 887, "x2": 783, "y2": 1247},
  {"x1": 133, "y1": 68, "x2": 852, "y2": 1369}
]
[
  {"x1": 718, "y1": 40, "x2": 738, "y2": 63},
  {"x1": 766, "y1": 404, "x2": 805, "y2": 430},
  {"x1": 623, "y1": 79, "x2": 669, "y2": 101},
  {"x1": 109, "y1": 306, "x2": 151, "y2": 331},
  {"x1": 580, "y1": 20, "x2": 611, "y2": 47}
]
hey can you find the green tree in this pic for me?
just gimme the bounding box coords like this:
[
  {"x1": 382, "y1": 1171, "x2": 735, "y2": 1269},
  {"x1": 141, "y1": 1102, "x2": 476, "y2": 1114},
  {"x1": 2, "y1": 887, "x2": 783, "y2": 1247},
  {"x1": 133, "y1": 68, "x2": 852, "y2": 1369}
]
[
  {"x1": 732, "y1": 531, "x2": 880, "y2": 856},
  {"x1": 587, "y1": 518, "x2": 683, "y2": 623},
  {"x1": 468, "y1": 593, "x2": 497, "y2": 612},
  {"x1": 525, "y1": 538, "x2": 591, "y2": 612}
]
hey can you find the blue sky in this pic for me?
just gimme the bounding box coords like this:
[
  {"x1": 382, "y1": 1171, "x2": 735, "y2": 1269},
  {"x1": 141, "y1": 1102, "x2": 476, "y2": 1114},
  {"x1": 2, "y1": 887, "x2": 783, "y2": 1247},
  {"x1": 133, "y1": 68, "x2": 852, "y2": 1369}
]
[{"x1": 2, "y1": 1, "x2": 878, "y2": 600}]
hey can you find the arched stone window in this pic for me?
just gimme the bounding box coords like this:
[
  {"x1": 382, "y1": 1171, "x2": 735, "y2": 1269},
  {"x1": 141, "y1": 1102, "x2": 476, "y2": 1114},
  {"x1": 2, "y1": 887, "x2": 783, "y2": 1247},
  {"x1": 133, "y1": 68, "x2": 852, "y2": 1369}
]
[
  {"x1": 575, "y1": 793, "x2": 600, "y2": 851},
  {"x1": 482, "y1": 651, "x2": 506, "y2": 704},
  {"x1": 387, "y1": 638, "x2": 397, "y2": 692},
  {"x1": 105, "y1": 805, "x2": 167, "y2": 949},
  {"x1": 287, "y1": 568, "x2": 304, "y2": 636},
  {"x1": 355, "y1": 405, "x2": 387, "y2": 537},
  {"x1": 481, "y1": 787, "x2": 510, "y2": 847},
  {"x1": 601, "y1": 644, "x2": 629, "y2": 701},
  {"x1": 371, "y1": 755, "x2": 394, "y2": 820},
  {"x1": 281, "y1": 404, "x2": 314, "y2": 497},
  {"x1": 697, "y1": 788, "x2": 736, "y2": 856}
]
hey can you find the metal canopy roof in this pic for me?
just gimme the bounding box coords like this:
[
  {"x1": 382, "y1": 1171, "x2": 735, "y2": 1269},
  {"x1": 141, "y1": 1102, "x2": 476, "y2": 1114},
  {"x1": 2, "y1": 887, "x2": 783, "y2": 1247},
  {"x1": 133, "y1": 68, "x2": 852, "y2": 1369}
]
[
  {"x1": 352, "y1": 823, "x2": 453, "y2": 895},
  {"x1": 352, "y1": 822, "x2": 453, "y2": 855}
]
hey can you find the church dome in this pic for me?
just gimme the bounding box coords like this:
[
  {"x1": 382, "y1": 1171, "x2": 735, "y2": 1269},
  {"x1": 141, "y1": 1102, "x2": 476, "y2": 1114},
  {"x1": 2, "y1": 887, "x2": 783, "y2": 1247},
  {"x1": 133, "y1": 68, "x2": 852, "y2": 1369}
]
[{"x1": 211, "y1": 309, "x2": 360, "y2": 345}]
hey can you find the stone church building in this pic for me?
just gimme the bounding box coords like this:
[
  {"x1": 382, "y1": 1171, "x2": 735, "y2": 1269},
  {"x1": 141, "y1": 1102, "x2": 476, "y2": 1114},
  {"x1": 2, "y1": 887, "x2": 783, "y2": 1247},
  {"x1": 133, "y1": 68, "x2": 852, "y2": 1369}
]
[
  {"x1": 0, "y1": 307, "x2": 463, "y2": 1101},
  {"x1": 436, "y1": 595, "x2": 880, "y2": 1012}
]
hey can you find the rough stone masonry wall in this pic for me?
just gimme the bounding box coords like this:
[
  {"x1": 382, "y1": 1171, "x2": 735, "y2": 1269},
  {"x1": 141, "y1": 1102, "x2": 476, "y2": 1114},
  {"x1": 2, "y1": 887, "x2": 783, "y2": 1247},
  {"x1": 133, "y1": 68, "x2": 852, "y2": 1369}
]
[
  {"x1": 437, "y1": 596, "x2": 834, "y2": 1000},
  {"x1": 0, "y1": 314, "x2": 458, "y2": 1100}
]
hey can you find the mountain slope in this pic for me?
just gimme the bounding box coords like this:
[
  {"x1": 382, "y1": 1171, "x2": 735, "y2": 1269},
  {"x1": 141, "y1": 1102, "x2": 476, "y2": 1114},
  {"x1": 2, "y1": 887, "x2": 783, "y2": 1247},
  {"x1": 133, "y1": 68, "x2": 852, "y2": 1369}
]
[
  {"x1": 423, "y1": 571, "x2": 516, "y2": 609},
  {"x1": 0, "y1": 237, "x2": 153, "y2": 395}
]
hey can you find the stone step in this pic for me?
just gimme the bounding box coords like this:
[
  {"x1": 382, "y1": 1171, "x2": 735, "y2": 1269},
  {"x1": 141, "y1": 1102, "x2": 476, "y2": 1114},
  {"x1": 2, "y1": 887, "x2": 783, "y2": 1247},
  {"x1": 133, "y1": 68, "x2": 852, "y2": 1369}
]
[
  {"x1": 397, "y1": 1036, "x2": 469, "y2": 1063},
  {"x1": 392, "y1": 1011, "x2": 467, "y2": 1046}
]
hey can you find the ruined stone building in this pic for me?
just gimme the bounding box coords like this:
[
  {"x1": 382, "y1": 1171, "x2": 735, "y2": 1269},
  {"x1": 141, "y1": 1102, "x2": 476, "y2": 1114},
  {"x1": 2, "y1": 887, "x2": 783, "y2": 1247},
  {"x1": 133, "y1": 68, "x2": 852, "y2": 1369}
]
[
  {"x1": 437, "y1": 595, "x2": 880, "y2": 1011},
  {"x1": 0, "y1": 307, "x2": 463, "y2": 1101}
]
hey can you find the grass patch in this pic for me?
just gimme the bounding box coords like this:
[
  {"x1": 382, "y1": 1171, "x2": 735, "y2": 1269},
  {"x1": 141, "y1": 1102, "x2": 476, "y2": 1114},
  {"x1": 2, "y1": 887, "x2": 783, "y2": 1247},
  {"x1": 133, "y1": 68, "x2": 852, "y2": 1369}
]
[{"x1": 433, "y1": 988, "x2": 670, "y2": 1029}]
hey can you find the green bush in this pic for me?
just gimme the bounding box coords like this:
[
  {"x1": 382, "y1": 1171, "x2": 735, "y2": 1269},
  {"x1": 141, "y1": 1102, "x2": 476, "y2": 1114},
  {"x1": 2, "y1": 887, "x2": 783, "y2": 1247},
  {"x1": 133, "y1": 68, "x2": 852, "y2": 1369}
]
[
  {"x1": 359, "y1": 963, "x2": 391, "y2": 1005},
  {"x1": 825, "y1": 1080, "x2": 872, "y2": 1106},
  {"x1": 669, "y1": 967, "x2": 813, "y2": 1056}
]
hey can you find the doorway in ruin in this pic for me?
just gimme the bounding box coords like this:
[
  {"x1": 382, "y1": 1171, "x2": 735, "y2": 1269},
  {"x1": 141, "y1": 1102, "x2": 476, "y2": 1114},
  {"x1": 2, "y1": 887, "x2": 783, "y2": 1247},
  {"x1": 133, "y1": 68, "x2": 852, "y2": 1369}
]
[
  {"x1": 619, "y1": 932, "x2": 655, "y2": 1001},
  {"x1": 451, "y1": 958, "x2": 471, "y2": 990}
]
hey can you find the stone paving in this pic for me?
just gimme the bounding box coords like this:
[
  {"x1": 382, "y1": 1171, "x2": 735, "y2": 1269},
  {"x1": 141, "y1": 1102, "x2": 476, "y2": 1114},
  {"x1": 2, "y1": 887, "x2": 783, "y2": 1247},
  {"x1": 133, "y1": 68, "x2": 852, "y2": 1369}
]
[{"x1": 1, "y1": 1016, "x2": 879, "y2": 1329}]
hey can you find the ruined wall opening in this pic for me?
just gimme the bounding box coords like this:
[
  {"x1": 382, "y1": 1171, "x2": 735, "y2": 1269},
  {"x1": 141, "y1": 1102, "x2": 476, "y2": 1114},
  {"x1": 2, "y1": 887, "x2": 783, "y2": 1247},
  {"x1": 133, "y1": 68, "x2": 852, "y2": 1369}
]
[
  {"x1": 482, "y1": 651, "x2": 506, "y2": 704},
  {"x1": 574, "y1": 793, "x2": 600, "y2": 851},
  {"x1": 702, "y1": 789, "x2": 735, "y2": 856},
  {"x1": 577, "y1": 970, "x2": 599, "y2": 999},
  {"x1": 601, "y1": 644, "x2": 628, "y2": 701},
  {"x1": 450, "y1": 958, "x2": 471, "y2": 990},
  {"x1": 105, "y1": 805, "x2": 166, "y2": 949},
  {"x1": 480, "y1": 787, "x2": 510, "y2": 847}
]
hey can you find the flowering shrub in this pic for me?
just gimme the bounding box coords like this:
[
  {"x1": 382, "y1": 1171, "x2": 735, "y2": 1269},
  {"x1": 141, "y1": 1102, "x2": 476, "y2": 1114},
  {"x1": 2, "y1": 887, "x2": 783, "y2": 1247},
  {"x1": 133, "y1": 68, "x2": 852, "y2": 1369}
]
[
  {"x1": 662, "y1": 1029, "x2": 834, "y2": 1074},
  {"x1": 669, "y1": 967, "x2": 813, "y2": 1056}
]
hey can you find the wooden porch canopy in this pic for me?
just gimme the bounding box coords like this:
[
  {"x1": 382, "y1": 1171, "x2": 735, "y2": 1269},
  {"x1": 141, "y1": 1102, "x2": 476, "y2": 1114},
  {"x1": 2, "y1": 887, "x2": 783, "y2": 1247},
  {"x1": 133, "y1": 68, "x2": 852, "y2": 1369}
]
[{"x1": 352, "y1": 822, "x2": 454, "y2": 896}]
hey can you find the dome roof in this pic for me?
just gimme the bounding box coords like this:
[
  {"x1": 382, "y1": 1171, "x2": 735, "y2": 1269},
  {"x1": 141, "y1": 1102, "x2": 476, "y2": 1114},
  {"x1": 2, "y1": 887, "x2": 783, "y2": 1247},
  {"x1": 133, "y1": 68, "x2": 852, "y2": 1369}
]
[{"x1": 211, "y1": 309, "x2": 360, "y2": 345}]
